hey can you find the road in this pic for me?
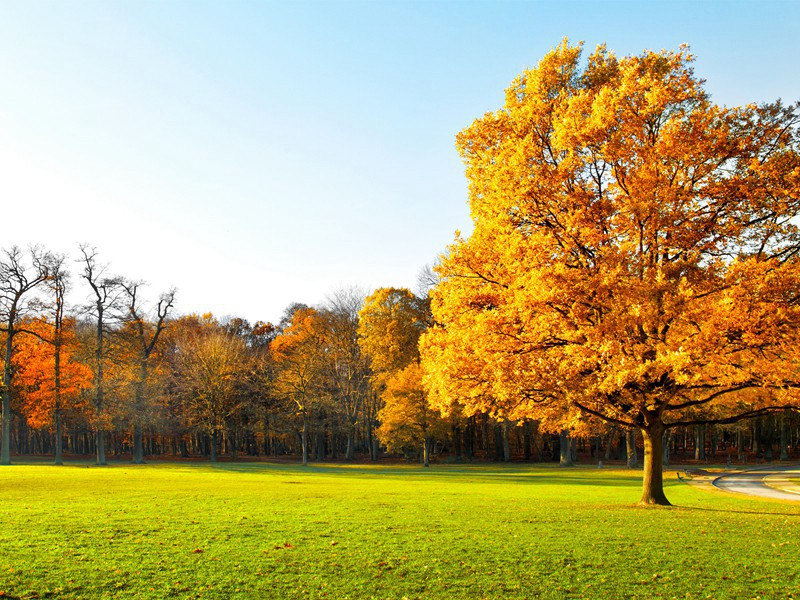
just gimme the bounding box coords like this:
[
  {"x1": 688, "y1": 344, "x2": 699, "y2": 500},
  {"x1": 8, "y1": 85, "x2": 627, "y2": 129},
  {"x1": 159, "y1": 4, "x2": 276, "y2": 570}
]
[{"x1": 712, "y1": 466, "x2": 800, "y2": 501}]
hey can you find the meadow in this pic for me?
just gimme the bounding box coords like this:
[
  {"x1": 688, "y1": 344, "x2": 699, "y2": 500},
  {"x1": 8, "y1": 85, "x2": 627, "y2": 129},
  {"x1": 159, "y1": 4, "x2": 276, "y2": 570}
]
[{"x1": 0, "y1": 460, "x2": 798, "y2": 599}]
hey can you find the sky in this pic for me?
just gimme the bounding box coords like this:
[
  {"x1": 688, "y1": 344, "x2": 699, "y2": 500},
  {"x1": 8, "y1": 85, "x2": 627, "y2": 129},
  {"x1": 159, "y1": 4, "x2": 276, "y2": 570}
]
[{"x1": 1, "y1": 0, "x2": 798, "y2": 324}]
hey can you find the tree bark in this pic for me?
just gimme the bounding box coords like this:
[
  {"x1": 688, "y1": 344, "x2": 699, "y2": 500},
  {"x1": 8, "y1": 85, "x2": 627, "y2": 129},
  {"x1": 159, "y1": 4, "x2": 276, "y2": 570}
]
[
  {"x1": 502, "y1": 419, "x2": 511, "y2": 462},
  {"x1": 301, "y1": 412, "x2": 308, "y2": 466},
  {"x1": 133, "y1": 424, "x2": 144, "y2": 464},
  {"x1": 54, "y1": 409, "x2": 63, "y2": 465},
  {"x1": 210, "y1": 430, "x2": 218, "y2": 462},
  {"x1": 345, "y1": 424, "x2": 355, "y2": 461},
  {"x1": 96, "y1": 430, "x2": 107, "y2": 465},
  {"x1": 559, "y1": 431, "x2": 572, "y2": 466},
  {"x1": 780, "y1": 413, "x2": 789, "y2": 461},
  {"x1": 423, "y1": 436, "x2": 431, "y2": 467},
  {"x1": 1, "y1": 329, "x2": 14, "y2": 465},
  {"x1": 626, "y1": 429, "x2": 638, "y2": 468},
  {"x1": 640, "y1": 425, "x2": 670, "y2": 506}
]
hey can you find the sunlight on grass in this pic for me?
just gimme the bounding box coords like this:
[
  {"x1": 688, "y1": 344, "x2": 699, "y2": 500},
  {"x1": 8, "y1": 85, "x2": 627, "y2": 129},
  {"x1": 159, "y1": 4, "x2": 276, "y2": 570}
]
[{"x1": 1, "y1": 462, "x2": 798, "y2": 599}]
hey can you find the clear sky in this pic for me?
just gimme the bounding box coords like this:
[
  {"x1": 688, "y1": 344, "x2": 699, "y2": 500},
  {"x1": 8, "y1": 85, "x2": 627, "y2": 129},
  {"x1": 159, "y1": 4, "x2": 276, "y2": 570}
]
[{"x1": 1, "y1": 0, "x2": 798, "y2": 323}]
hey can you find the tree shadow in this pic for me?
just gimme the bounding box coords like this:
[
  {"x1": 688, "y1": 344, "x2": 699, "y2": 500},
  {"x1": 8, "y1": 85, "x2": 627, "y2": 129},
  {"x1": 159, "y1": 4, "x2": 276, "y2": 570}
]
[{"x1": 671, "y1": 504, "x2": 800, "y2": 517}]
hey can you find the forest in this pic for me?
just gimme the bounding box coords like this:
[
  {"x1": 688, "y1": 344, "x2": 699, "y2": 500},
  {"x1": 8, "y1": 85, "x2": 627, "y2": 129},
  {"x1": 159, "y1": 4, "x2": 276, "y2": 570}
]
[{"x1": 1, "y1": 243, "x2": 798, "y2": 475}]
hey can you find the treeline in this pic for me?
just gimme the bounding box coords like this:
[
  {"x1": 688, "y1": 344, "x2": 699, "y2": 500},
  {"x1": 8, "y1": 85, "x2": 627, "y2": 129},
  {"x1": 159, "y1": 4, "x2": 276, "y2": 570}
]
[{"x1": 1, "y1": 245, "x2": 798, "y2": 466}]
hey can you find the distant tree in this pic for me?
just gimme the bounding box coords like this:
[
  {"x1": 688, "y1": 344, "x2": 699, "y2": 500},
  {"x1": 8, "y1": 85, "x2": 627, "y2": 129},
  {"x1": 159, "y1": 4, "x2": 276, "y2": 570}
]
[
  {"x1": 14, "y1": 316, "x2": 92, "y2": 463},
  {"x1": 377, "y1": 362, "x2": 448, "y2": 466},
  {"x1": 79, "y1": 245, "x2": 122, "y2": 465},
  {"x1": 271, "y1": 307, "x2": 328, "y2": 466},
  {"x1": 119, "y1": 281, "x2": 175, "y2": 464},
  {"x1": 173, "y1": 321, "x2": 252, "y2": 461},
  {"x1": 0, "y1": 246, "x2": 51, "y2": 465},
  {"x1": 324, "y1": 288, "x2": 369, "y2": 460}
]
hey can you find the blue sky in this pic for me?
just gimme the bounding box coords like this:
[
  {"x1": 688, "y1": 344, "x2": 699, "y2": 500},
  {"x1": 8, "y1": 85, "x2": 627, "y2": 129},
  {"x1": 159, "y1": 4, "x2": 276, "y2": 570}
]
[{"x1": 1, "y1": 0, "x2": 798, "y2": 323}]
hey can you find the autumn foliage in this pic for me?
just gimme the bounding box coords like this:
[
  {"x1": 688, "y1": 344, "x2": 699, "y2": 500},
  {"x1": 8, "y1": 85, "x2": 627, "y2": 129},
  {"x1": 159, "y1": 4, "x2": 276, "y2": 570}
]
[
  {"x1": 421, "y1": 41, "x2": 800, "y2": 503},
  {"x1": 14, "y1": 318, "x2": 92, "y2": 429}
]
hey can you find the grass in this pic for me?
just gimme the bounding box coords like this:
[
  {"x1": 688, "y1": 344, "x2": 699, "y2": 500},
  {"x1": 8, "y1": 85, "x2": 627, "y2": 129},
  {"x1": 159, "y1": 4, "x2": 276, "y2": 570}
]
[{"x1": 1, "y1": 460, "x2": 799, "y2": 599}]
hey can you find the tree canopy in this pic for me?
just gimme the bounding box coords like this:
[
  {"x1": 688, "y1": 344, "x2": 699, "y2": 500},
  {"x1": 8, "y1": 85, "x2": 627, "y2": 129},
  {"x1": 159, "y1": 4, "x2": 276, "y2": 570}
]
[{"x1": 421, "y1": 41, "x2": 800, "y2": 504}]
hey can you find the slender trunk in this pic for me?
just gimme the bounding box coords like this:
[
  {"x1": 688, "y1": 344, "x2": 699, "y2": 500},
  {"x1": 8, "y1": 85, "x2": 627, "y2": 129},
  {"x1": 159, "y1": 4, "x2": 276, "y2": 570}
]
[
  {"x1": 695, "y1": 427, "x2": 706, "y2": 460},
  {"x1": 54, "y1": 410, "x2": 63, "y2": 465},
  {"x1": 53, "y1": 321, "x2": 63, "y2": 465},
  {"x1": 301, "y1": 412, "x2": 308, "y2": 466},
  {"x1": 502, "y1": 419, "x2": 511, "y2": 462},
  {"x1": 780, "y1": 413, "x2": 789, "y2": 461},
  {"x1": 423, "y1": 437, "x2": 431, "y2": 467},
  {"x1": 2, "y1": 326, "x2": 15, "y2": 465},
  {"x1": 559, "y1": 431, "x2": 572, "y2": 466},
  {"x1": 346, "y1": 423, "x2": 355, "y2": 460},
  {"x1": 737, "y1": 429, "x2": 744, "y2": 462},
  {"x1": 210, "y1": 430, "x2": 218, "y2": 462},
  {"x1": 640, "y1": 425, "x2": 670, "y2": 506},
  {"x1": 626, "y1": 429, "x2": 638, "y2": 468}
]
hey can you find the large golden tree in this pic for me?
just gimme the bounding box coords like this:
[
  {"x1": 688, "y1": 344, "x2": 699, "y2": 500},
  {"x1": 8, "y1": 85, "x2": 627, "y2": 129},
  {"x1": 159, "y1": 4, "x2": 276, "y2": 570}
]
[{"x1": 421, "y1": 41, "x2": 800, "y2": 505}]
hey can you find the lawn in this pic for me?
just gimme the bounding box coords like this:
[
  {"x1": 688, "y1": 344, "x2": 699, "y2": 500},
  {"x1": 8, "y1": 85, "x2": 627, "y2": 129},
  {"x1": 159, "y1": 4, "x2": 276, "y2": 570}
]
[{"x1": 0, "y1": 460, "x2": 798, "y2": 599}]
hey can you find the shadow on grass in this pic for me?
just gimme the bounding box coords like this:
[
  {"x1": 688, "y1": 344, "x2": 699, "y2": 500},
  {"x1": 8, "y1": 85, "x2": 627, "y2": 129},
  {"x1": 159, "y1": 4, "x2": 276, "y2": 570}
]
[{"x1": 672, "y1": 504, "x2": 800, "y2": 517}]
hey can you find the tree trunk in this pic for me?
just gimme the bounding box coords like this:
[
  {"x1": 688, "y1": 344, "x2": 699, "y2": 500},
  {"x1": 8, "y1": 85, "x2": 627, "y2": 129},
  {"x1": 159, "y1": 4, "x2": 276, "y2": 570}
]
[
  {"x1": 346, "y1": 424, "x2": 355, "y2": 460},
  {"x1": 502, "y1": 419, "x2": 511, "y2": 462},
  {"x1": 640, "y1": 425, "x2": 670, "y2": 506},
  {"x1": 210, "y1": 430, "x2": 218, "y2": 462},
  {"x1": 133, "y1": 424, "x2": 144, "y2": 464},
  {"x1": 604, "y1": 428, "x2": 616, "y2": 461},
  {"x1": 54, "y1": 410, "x2": 63, "y2": 466},
  {"x1": 523, "y1": 422, "x2": 532, "y2": 461},
  {"x1": 780, "y1": 413, "x2": 789, "y2": 461},
  {"x1": 423, "y1": 436, "x2": 431, "y2": 467},
  {"x1": 626, "y1": 429, "x2": 638, "y2": 468},
  {"x1": 96, "y1": 430, "x2": 107, "y2": 465},
  {"x1": 301, "y1": 413, "x2": 308, "y2": 466},
  {"x1": 559, "y1": 431, "x2": 572, "y2": 466},
  {"x1": 1, "y1": 329, "x2": 14, "y2": 465}
]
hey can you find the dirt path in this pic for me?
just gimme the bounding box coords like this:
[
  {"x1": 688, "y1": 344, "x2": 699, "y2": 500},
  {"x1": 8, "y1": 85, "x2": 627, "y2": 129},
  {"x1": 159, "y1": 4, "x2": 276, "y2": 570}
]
[{"x1": 712, "y1": 466, "x2": 800, "y2": 501}]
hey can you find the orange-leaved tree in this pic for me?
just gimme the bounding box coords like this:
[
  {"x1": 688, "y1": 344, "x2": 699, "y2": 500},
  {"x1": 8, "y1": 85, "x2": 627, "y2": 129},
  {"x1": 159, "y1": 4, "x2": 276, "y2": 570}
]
[
  {"x1": 270, "y1": 307, "x2": 329, "y2": 466},
  {"x1": 14, "y1": 316, "x2": 92, "y2": 459},
  {"x1": 421, "y1": 41, "x2": 800, "y2": 505},
  {"x1": 358, "y1": 288, "x2": 447, "y2": 465}
]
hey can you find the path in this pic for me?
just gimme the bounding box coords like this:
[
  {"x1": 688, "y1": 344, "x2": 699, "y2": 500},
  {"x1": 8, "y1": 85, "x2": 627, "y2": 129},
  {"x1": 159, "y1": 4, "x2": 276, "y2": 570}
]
[{"x1": 712, "y1": 466, "x2": 800, "y2": 501}]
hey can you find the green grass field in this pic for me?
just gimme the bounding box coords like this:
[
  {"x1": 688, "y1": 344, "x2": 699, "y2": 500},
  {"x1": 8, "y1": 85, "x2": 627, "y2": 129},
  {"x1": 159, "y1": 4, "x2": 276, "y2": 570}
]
[{"x1": 1, "y1": 461, "x2": 798, "y2": 599}]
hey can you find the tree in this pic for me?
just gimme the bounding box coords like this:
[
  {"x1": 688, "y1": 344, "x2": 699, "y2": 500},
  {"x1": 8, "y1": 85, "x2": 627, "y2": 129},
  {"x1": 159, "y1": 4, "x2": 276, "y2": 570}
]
[
  {"x1": 79, "y1": 245, "x2": 122, "y2": 465},
  {"x1": 377, "y1": 362, "x2": 447, "y2": 466},
  {"x1": 14, "y1": 316, "x2": 92, "y2": 462},
  {"x1": 359, "y1": 288, "x2": 445, "y2": 464},
  {"x1": 172, "y1": 320, "x2": 253, "y2": 462},
  {"x1": 271, "y1": 307, "x2": 328, "y2": 466},
  {"x1": 358, "y1": 288, "x2": 428, "y2": 381},
  {"x1": 421, "y1": 41, "x2": 800, "y2": 505},
  {"x1": 0, "y1": 246, "x2": 51, "y2": 465},
  {"x1": 119, "y1": 281, "x2": 175, "y2": 464},
  {"x1": 14, "y1": 255, "x2": 92, "y2": 464},
  {"x1": 324, "y1": 288, "x2": 369, "y2": 460}
]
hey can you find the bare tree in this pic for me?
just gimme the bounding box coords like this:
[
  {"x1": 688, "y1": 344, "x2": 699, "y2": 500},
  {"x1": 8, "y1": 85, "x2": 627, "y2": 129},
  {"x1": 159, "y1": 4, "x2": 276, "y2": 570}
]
[
  {"x1": 0, "y1": 246, "x2": 51, "y2": 465},
  {"x1": 120, "y1": 281, "x2": 175, "y2": 464},
  {"x1": 324, "y1": 287, "x2": 369, "y2": 460},
  {"x1": 45, "y1": 254, "x2": 69, "y2": 465},
  {"x1": 79, "y1": 245, "x2": 122, "y2": 465}
]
